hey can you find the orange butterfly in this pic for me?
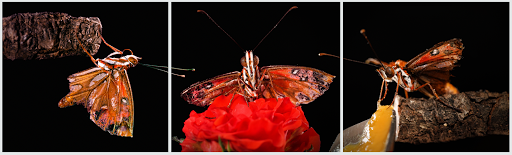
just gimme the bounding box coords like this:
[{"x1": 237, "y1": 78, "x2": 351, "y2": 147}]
[
  {"x1": 181, "y1": 50, "x2": 335, "y2": 107},
  {"x1": 58, "y1": 34, "x2": 141, "y2": 137},
  {"x1": 181, "y1": 6, "x2": 336, "y2": 107}
]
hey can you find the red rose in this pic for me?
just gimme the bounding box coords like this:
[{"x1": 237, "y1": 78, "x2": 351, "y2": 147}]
[{"x1": 181, "y1": 93, "x2": 320, "y2": 152}]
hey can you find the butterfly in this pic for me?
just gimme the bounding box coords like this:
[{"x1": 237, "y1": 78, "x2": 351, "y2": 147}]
[
  {"x1": 180, "y1": 6, "x2": 336, "y2": 107},
  {"x1": 363, "y1": 31, "x2": 463, "y2": 111},
  {"x1": 181, "y1": 50, "x2": 335, "y2": 107},
  {"x1": 58, "y1": 34, "x2": 141, "y2": 137}
]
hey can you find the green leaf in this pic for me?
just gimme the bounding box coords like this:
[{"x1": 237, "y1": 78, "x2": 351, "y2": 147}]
[
  {"x1": 226, "y1": 141, "x2": 233, "y2": 152},
  {"x1": 172, "y1": 136, "x2": 184, "y2": 143},
  {"x1": 218, "y1": 136, "x2": 227, "y2": 152}
]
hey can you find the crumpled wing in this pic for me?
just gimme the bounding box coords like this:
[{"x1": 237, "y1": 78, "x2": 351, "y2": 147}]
[{"x1": 59, "y1": 67, "x2": 134, "y2": 137}]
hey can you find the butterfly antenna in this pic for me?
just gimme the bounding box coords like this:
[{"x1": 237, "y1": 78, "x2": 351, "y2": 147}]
[
  {"x1": 360, "y1": 29, "x2": 387, "y2": 68},
  {"x1": 149, "y1": 64, "x2": 195, "y2": 78},
  {"x1": 170, "y1": 67, "x2": 196, "y2": 78},
  {"x1": 140, "y1": 64, "x2": 196, "y2": 75},
  {"x1": 318, "y1": 53, "x2": 340, "y2": 58},
  {"x1": 171, "y1": 67, "x2": 196, "y2": 72},
  {"x1": 139, "y1": 63, "x2": 170, "y2": 73},
  {"x1": 319, "y1": 53, "x2": 380, "y2": 68},
  {"x1": 174, "y1": 67, "x2": 196, "y2": 77},
  {"x1": 343, "y1": 58, "x2": 380, "y2": 68},
  {"x1": 198, "y1": 10, "x2": 244, "y2": 52},
  {"x1": 252, "y1": 6, "x2": 298, "y2": 52}
]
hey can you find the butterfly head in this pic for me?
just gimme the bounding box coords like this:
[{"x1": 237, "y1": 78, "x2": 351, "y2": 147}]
[
  {"x1": 374, "y1": 66, "x2": 394, "y2": 82},
  {"x1": 125, "y1": 55, "x2": 142, "y2": 67},
  {"x1": 383, "y1": 66, "x2": 395, "y2": 81},
  {"x1": 241, "y1": 50, "x2": 259, "y2": 67},
  {"x1": 240, "y1": 50, "x2": 260, "y2": 92},
  {"x1": 366, "y1": 58, "x2": 395, "y2": 82}
]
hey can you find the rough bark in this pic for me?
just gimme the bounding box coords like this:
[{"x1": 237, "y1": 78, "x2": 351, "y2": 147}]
[
  {"x1": 3, "y1": 12, "x2": 102, "y2": 60},
  {"x1": 396, "y1": 90, "x2": 509, "y2": 144}
]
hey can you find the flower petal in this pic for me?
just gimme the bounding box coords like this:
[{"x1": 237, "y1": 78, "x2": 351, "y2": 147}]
[{"x1": 181, "y1": 94, "x2": 319, "y2": 152}]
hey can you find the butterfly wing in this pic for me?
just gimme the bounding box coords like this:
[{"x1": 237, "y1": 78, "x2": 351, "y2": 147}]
[
  {"x1": 414, "y1": 72, "x2": 460, "y2": 98},
  {"x1": 405, "y1": 38, "x2": 464, "y2": 96},
  {"x1": 109, "y1": 69, "x2": 134, "y2": 137},
  {"x1": 181, "y1": 71, "x2": 241, "y2": 107},
  {"x1": 59, "y1": 67, "x2": 106, "y2": 108},
  {"x1": 406, "y1": 38, "x2": 464, "y2": 73},
  {"x1": 58, "y1": 67, "x2": 134, "y2": 137},
  {"x1": 259, "y1": 65, "x2": 335, "y2": 105}
]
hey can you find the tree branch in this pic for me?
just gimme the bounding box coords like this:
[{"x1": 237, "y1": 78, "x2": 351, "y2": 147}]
[
  {"x1": 396, "y1": 90, "x2": 509, "y2": 144},
  {"x1": 3, "y1": 12, "x2": 102, "y2": 60}
]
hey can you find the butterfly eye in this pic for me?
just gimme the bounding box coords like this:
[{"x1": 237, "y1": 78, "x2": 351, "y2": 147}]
[
  {"x1": 128, "y1": 56, "x2": 140, "y2": 66},
  {"x1": 241, "y1": 56, "x2": 247, "y2": 67},
  {"x1": 431, "y1": 49, "x2": 440, "y2": 56},
  {"x1": 254, "y1": 55, "x2": 259, "y2": 66},
  {"x1": 385, "y1": 67, "x2": 394, "y2": 78}
]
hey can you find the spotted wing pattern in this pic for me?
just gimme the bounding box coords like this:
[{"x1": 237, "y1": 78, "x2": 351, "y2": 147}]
[
  {"x1": 181, "y1": 72, "x2": 241, "y2": 107},
  {"x1": 59, "y1": 67, "x2": 134, "y2": 137},
  {"x1": 405, "y1": 38, "x2": 464, "y2": 96},
  {"x1": 259, "y1": 65, "x2": 335, "y2": 105},
  {"x1": 407, "y1": 38, "x2": 464, "y2": 74}
]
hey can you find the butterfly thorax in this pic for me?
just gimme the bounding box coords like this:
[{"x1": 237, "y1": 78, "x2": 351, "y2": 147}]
[
  {"x1": 97, "y1": 55, "x2": 142, "y2": 71},
  {"x1": 240, "y1": 50, "x2": 260, "y2": 97}
]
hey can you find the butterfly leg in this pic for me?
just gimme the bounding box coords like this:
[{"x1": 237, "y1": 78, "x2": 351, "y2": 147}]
[
  {"x1": 225, "y1": 81, "x2": 251, "y2": 108},
  {"x1": 123, "y1": 49, "x2": 134, "y2": 55},
  {"x1": 267, "y1": 73, "x2": 280, "y2": 102},
  {"x1": 387, "y1": 72, "x2": 403, "y2": 109},
  {"x1": 226, "y1": 88, "x2": 245, "y2": 108},
  {"x1": 225, "y1": 84, "x2": 243, "y2": 108},
  {"x1": 228, "y1": 91, "x2": 236, "y2": 108},
  {"x1": 233, "y1": 92, "x2": 252, "y2": 107},
  {"x1": 390, "y1": 78, "x2": 400, "y2": 107},
  {"x1": 414, "y1": 82, "x2": 462, "y2": 112},
  {"x1": 100, "y1": 35, "x2": 121, "y2": 53},
  {"x1": 258, "y1": 69, "x2": 280, "y2": 101},
  {"x1": 75, "y1": 35, "x2": 101, "y2": 69},
  {"x1": 100, "y1": 35, "x2": 134, "y2": 57},
  {"x1": 427, "y1": 83, "x2": 463, "y2": 112},
  {"x1": 378, "y1": 80, "x2": 389, "y2": 104}
]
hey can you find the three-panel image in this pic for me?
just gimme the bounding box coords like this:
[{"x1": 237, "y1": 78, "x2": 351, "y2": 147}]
[{"x1": 1, "y1": 1, "x2": 509, "y2": 152}]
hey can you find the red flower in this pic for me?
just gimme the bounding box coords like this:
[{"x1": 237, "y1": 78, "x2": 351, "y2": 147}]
[{"x1": 181, "y1": 94, "x2": 320, "y2": 152}]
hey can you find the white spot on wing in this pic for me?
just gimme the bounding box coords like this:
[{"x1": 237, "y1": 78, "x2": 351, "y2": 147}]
[
  {"x1": 89, "y1": 72, "x2": 108, "y2": 87},
  {"x1": 122, "y1": 98, "x2": 128, "y2": 105},
  {"x1": 113, "y1": 71, "x2": 119, "y2": 78}
]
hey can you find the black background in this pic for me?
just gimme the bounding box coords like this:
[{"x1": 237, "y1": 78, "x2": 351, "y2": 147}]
[
  {"x1": 344, "y1": 2, "x2": 509, "y2": 151},
  {"x1": 172, "y1": 2, "x2": 340, "y2": 152},
  {"x1": 3, "y1": 2, "x2": 168, "y2": 152}
]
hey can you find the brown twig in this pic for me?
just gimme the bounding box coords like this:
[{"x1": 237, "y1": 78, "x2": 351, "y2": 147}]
[
  {"x1": 3, "y1": 12, "x2": 102, "y2": 60},
  {"x1": 396, "y1": 90, "x2": 509, "y2": 144}
]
